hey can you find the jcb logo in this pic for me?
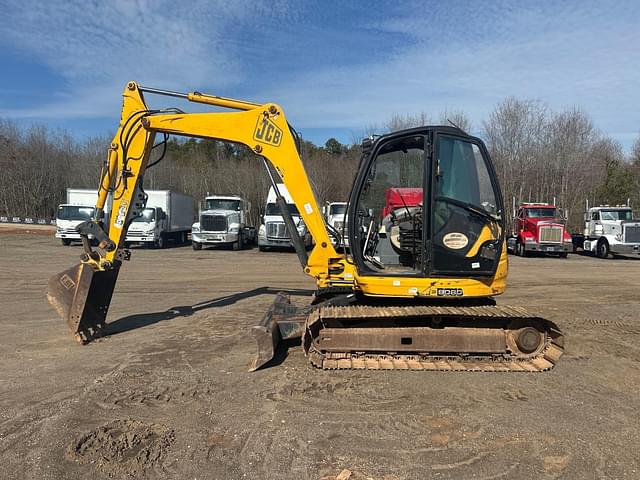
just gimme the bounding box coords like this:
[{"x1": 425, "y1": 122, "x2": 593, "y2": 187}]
[{"x1": 253, "y1": 116, "x2": 283, "y2": 146}]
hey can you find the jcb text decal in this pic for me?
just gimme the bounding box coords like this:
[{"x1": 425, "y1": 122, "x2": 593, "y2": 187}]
[
  {"x1": 253, "y1": 116, "x2": 283, "y2": 146},
  {"x1": 114, "y1": 200, "x2": 129, "y2": 229}
]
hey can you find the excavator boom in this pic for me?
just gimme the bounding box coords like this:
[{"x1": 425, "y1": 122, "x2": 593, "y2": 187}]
[{"x1": 47, "y1": 81, "x2": 350, "y2": 348}]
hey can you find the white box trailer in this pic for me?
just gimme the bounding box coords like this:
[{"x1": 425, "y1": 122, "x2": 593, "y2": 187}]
[
  {"x1": 56, "y1": 188, "x2": 112, "y2": 246},
  {"x1": 125, "y1": 190, "x2": 195, "y2": 248}
]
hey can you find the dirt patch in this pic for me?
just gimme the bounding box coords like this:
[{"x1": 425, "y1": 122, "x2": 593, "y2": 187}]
[{"x1": 66, "y1": 418, "x2": 175, "y2": 476}]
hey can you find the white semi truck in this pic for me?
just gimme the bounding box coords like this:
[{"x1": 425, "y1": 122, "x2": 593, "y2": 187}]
[
  {"x1": 258, "y1": 184, "x2": 312, "y2": 251},
  {"x1": 582, "y1": 205, "x2": 640, "y2": 258},
  {"x1": 324, "y1": 201, "x2": 349, "y2": 247},
  {"x1": 56, "y1": 188, "x2": 111, "y2": 246},
  {"x1": 191, "y1": 195, "x2": 256, "y2": 250},
  {"x1": 125, "y1": 190, "x2": 195, "y2": 248}
]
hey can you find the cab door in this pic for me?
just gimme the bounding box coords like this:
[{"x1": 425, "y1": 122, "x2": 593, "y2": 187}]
[{"x1": 428, "y1": 133, "x2": 504, "y2": 277}]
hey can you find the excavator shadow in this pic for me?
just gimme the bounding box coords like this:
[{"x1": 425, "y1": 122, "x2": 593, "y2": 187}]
[{"x1": 105, "y1": 287, "x2": 314, "y2": 337}]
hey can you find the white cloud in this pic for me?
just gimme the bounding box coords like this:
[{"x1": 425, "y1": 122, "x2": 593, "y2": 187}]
[
  {"x1": 1, "y1": 1, "x2": 638, "y2": 149},
  {"x1": 0, "y1": 0, "x2": 264, "y2": 117},
  {"x1": 258, "y1": 2, "x2": 640, "y2": 148}
]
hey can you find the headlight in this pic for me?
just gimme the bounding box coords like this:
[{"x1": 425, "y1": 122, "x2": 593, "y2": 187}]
[
  {"x1": 229, "y1": 225, "x2": 239, "y2": 233},
  {"x1": 145, "y1": 229, "x2": 155, "y2": 235},
  {"x1": 615, "y1": 233, "x2": 622, "y2": 241},
  {"x1": 297, "y1": 225, "x2": 307, "y2": 235},
  {"x1": 192, "y1": 223, "x2": 200, "y2": 233},
  {"x1": 525, "y1": 237, "x2": 534, "y2": 243},
  {"x1": 259, "y1": 225, "x2": 266, "y2": 236}
]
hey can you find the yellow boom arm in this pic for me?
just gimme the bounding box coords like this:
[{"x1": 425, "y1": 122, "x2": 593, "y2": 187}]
[{"x1": 93, "y1": 81, "x2": 351, "y2": 286}]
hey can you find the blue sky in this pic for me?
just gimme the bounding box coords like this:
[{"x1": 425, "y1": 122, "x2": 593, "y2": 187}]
[{"x1": 1, "y1": 0, "x2": 639, "y2": 150}]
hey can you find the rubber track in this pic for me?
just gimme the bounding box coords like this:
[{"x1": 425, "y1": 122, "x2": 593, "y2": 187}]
[{"x1": 303, "y1": 304, "x2": 564, "y2": 372}]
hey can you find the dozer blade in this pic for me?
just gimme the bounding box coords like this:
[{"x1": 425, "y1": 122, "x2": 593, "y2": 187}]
[
  {"x1": 47, "y1": 262, "x2": 120, "y2": 343},
  {"x1": 249, "y1": 292, "x2": 306, "y2": 372}
]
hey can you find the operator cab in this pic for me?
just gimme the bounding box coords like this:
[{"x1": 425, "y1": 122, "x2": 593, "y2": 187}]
[{"x1": 349, "y1": 127, "x2": 504, "y2": 278}]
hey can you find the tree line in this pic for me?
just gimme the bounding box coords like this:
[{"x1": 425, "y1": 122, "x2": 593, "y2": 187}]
[{"x1": 1, "y1": 98, "x2": 638, "y2": 231}]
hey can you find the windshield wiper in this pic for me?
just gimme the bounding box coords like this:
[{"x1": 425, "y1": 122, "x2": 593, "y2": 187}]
[{"x1": 436, "y1": 196, "x2": 501, "y2": 223}]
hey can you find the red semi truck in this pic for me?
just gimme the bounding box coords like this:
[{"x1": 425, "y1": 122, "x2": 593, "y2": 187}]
[
  {"x1": 507, "y1": 203, "x2": 573, "y2": 257},
  {"x1": 383, "y1": 187, "x2": 423, "y2": 218}
]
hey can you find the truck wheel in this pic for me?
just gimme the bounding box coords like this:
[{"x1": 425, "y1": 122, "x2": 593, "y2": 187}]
[
  {"x1": 596, "y1": 239, "x2": 609, "y2": 259},
  {"x1": 154, "y1": 235, "x2": 165, "y2": 249},
  {"x1": 192, "y1": 241, "x2": 202, "y2": 251},
  {"x1": 516, "y1": 240, "x2": 527, "y2": 257},
  {"x1": 259, "y1": 246, "x2": 269, "y2": 252},
  {"x1": 559, "y1": 252, "x2": 568, "y2": 259},
  {"x1": 233, "y1": 232, "x2": 242, "y2": 251},
  {"x1": 61, "y1": 239, "x2": 71, "y2": 246}
]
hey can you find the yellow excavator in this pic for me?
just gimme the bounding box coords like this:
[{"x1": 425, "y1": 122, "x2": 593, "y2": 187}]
[{"x1": 47, "y1": 82, "x2": 564, "y2": 371}]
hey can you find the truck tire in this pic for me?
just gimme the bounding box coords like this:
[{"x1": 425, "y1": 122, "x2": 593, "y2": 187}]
[
  {"x1": 192, "y1": 241, "x2": 202, "y2": 251},
  {"x1": 596, "y1": 239, "x2": 610, "y2": 259},
  {"x1": 61, "y1": 239, "x2": 71, "y2": 246},
  {"x1": 259, "y1": 246, "x2": 269, "y2": 252},
  {"x1": 154, "y1": 235, "x2": 165, "y2": 249},
  {"x1": 516, "y1": 240, "x2": 527, "y2": 257},
  {"x1": 558, "y1": 252, "x2": 568, "y2": 259},
  {"x1": 233, "y1": 231, "x2": 243, "y2": 250}
]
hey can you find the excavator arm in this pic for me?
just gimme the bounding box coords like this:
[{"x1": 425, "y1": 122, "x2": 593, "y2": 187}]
[{"x1": 47, "y1": 81, "x2": 352, "y2": 349}]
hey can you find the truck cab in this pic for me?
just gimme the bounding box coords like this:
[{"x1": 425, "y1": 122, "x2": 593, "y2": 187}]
[
  {"x1": 507, "y1": 203, "x2": 572, "y2": 257},
  {"x1": 55, "y1": 204, "x2": 96, "y2": 245},
  {"x1": 192, "y1": 195, "x2": 255, "y2": 250},
  {"x1": 125, "y1": 206, "x2": 167, "y2": 247},
  {"x1": 583, "y1": 206, "x2": 640, "y2": 258},
  {"x1": 56, "y1": 188, "x2": 112, "y2": 246},
  {"x1": 258, "y1": 184, "x2": 312, "y2": 251}
]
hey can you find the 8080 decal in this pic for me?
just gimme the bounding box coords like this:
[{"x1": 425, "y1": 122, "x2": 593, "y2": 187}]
[{"x1": 436, "y1": 288, "x2": 464, "y2": 297}]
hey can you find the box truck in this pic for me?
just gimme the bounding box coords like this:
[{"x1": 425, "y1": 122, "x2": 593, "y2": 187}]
[{"x1": 125, "y1": 190, "x2": 195, "y2": 248}]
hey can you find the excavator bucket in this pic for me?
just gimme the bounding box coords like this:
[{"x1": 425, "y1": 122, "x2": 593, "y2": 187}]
[
  {"x1": 249, "y1": 292, "x2": 306, "y2": 371},
  {"x1": 47, "y1": 263, "x2": 120, "y2": 343}
]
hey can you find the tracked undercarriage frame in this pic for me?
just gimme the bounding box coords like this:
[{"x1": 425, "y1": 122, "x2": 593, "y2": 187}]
[{"x1": 251, "y1": 293, "x2": 564, "y2": 372}]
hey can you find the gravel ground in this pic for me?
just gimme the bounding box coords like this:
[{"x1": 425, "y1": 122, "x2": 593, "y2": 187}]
[{"x1": 1, "y1": 231, "x2": 639, "y2": 479}]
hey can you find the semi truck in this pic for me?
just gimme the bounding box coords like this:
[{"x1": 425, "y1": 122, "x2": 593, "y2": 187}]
[
  {"x1": 258, "y1": 184, "x2": 312, "y2": 251},
  {"x1": 582, "y1": 204, "x2": 640, "y2": 258},
  {"x1": 507, "y1": 202, "x2": 573, "y2": 257},
  {"x1": 56, "y1": 188, "x2": 111, "y2": 246},
  {"x1": 191, "y1": 195, "x2": 256, "y2": 250},
  {"x1": 125, "y1": 190, "x2": 194, "y2": 248}
]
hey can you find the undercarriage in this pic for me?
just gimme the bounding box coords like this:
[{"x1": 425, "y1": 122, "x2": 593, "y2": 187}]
[{"x1": 251, "y1": 293, "x2": 564, "y2": 372}]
